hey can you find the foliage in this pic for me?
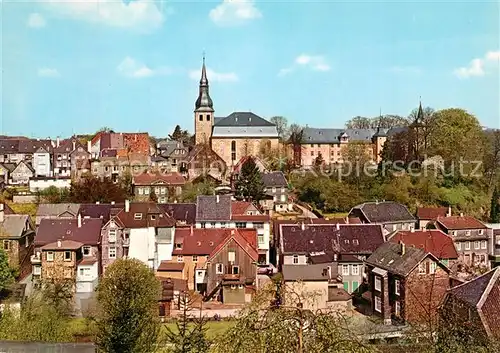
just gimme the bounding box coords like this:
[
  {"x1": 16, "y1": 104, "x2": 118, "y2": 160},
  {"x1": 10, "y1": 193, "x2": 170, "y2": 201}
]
[
  {"x1": 0, "y1": 290, "x2": 72, "y2": 342},
  {"x1": 36, "y1": 186, "x2": 71, "y2": 203},
  {"x1": 41, "y1": 278, "x2": 76, "y2": 317},
  {"x1": 181, "y1": 181, "x2": 215, "y2": 202},
  {"x1": 69, "y1": 174, "x2": 130, "y2": 203},
  {"x1": 288, "y1": 124, "x2": 305, "y2": 167},
  {"x1": 345, "y1": 115, "x2": 410, "y2": 129},
  {"x1": 313, "y1": 153, "x2": 324, "y2": 169},
  {"x1": 169, "y1": 125, "x2": 192, "y2": 145},
  {"x1": 234, "y1": 157, "x2": 265, "y2": 202},
  {"x1": 490, "y1": 187, "x2": 500, "y2": 223},
  {"x1": 163, "y1": 293, "x2": 210, "y2": 353},
  {"x1": 149, "y1": 189, "x2": 158, "y2": 202},
  {"x1": 95, "y1": 258, "x2": 161, "y2": 353},
  {"x1": 270, "y1": 116, "x2": 289, "y2": 140},
  {"x1": 119, "y1": 170, "x2": 134, "y2": 197},
  {"x1": 0, "y1": 249, "x2": 14, "y2": 291}
]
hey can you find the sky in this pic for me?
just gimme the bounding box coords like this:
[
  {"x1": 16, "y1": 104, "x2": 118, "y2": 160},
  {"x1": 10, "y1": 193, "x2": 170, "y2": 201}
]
[{"x1": 1, "y1": 0, "x2": 499, "y2": 138}]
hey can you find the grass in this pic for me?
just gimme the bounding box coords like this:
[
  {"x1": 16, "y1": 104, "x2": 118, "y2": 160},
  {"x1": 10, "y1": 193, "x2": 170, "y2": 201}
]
[
  {"x1": 321, "y1": 212, "x2": 349, "y2": 218},
  {"x1": 163, "y1": 321, "x2": 234, "y2": 339},
  {"x1": 7, "y1": 202, "x2": 38, "y2": 217}
]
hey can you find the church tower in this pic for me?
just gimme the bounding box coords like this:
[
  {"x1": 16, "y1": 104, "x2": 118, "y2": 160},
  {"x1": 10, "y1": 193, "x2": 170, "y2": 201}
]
[{"x1": 194, "y1": 56, "x2": 214, "y2": 145}]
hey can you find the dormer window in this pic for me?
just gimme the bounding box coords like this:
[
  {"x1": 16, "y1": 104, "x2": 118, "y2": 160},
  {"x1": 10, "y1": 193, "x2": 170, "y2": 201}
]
[
  {"x1": 465, "y1": 230, "x2": 471, "y2": 236},
  {"x1": 479, "y1": 229, "x2": 484, "y2": 235},
  {"x1": 151, "y1": 215, "x2": 156, "y2": 220},
  {"x1": 134, "y1": 213, "x2": 142, "y2": 220},
  {"x1": 175, "y1": 243, "x2": 182, "y2": 249}
]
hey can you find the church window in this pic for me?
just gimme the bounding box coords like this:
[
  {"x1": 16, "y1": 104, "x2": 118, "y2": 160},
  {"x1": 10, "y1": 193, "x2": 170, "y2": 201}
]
[
  {"x1": 199, "y1": 115, "x2": 203, "y2": 121},
  {"x1": 231, "y1": 141, "x2": 236, "y2": 161},
  {"x1": 206, "y1": 115, "x2": 210, "y2": 121}
]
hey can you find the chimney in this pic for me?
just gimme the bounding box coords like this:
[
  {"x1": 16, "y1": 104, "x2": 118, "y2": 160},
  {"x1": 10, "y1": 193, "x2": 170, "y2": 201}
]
[
  {"x1": 460, "y1": 212, "x2": 464, "y2": 217},
  {"x1": 111, "y1": 201, "x2": 115, "y2": 205},
  {"x1": 96, "y1": 201, "x2": 100, "y2": 205},
  {"x1": 336, "y1": 223, "x2": 340, "y2": 230},
  {"x1": 301, "y1": 222, "x2": 305, "y2": 231},
  {"x1": 327, "y1": 266, "x2": 332, "y2": 279},
  {"x1": 333, "y1": 253, "x2": 338, "y2": 261},
  {"x1": 410, "y1": 225, "x2": 414, "y2": 233},
  {"x1": 87, "y1": 140, "x2": 91, "y2": 153},
  {"x1": 56, "y1": 137, "x2": 60, "y2": 147},
  {"x1": 216, "y1": 195, "x2": 219, "y2": 203},
  {"x1": 125, "y1": 200, "x2": 130, "y2": 213},
  {"x1": 57, "y1": 240, "x2": 61, "y2": 248},
  {"x1": 78, "y1": 213, "x2": 82, "y2": 228},
  {"x1": 447, "y1": 206, "x2": 452, "y2": 217},
  {"x1": 399, "y1": 241, "x2": 405, "y2": 256},
  {"x1": 0, "y1": 204, "x2": 4, "y2": 223},
  {"x1": 190, "y1": 225, "x2": 193, "y2": 235}
]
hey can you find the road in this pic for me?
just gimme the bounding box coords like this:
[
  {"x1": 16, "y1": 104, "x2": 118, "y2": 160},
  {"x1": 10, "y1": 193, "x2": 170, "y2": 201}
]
[{"x1": 295, "y1": 203, "x2": 318, "y2": 218}]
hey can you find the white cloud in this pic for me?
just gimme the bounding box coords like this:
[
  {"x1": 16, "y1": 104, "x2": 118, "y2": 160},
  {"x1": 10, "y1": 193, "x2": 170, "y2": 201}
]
[
  {"x1": 117, "y1": 57, "x2": 171, "y2": 78},
  {"x1": 209, "y1": 0, "x2": 261, "y2": 26},
  {"x1": 43, "y1": 0, "x2": 167, "y2": 32},
  {"x1": 279, "y1": 54, "x2": 331, "y2": 76},
  {"x1": 189, "y1": 68, "x2": 238, "y2": 82},
  {"x1": 38, "y1": 68, "x2": 60, "y2": 78},
  {"x1": 27, "y1": 13, "x2": 46, "y2": 28},
  {"x1": 454, "y1": 50, "x2": 500, "y2": 79}
]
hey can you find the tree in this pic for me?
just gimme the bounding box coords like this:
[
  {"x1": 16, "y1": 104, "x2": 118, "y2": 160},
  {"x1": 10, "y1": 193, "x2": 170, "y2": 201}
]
[
  {"x1": 313, "y1": 153, "x2": 324, "y2": 169},
  {"x1": 0, "y1": 249, "x2": 14, "y2": 292},
  {"x1": 490, "y1": 187, "x2": 500, "y2": 223},
  {"x1": 164, "y1": 293, "x2": 210, "y2": 353},
  {"x1": 69, "y1": 174, "x2": 130, "y2": 203},
  {"x1": 270, "y1": 116, "x2": 289, "y2": 140},
  {"x1": 288, "y1": 124, "x2": 304, "y2": 167},
  {"x1": 345, "y1": 116, "x2": 371, "y2": 129},
  {"x1": 169, "y1": 125, "x2": 192, "y2": 145},
  {"x1": 234, "y1": 157, "x2": 265, "y2": 202},
  {"x1": 95, "y1": 259, "x2": 161, "y2": 353},
  {"x1": 149, "y1": 189, "x2": 158, "y2": 202},
  {"x1": 38, "y1": 186, "x2": 70, "y2": 203},
  {"x1": 345, "y1": 115, "x2": 410, "y2": 129}
]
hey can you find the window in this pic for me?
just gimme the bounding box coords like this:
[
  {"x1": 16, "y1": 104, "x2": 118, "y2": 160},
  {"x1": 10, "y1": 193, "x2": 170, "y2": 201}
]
[
  {"x1": 206, "y1": 114, "x2": 210, "y2": 121},
  {"x1": 79, "y1": 268, "x2": 90, "y2": 277},
  {"x1": 452, "y1": 231, "x2": 457, "y2": 236},
  {"x1": 254, "y1": 222, "x2": 264, "y2": 229},
  {"x1": 479, "y1": 229, "x2": 484, "y2": 235},
  {"x1": 293, "y1": 255, "x2": 299, "y2": 264},
  {"x1": 228, "y1": 251, "x2": 235, "y2": 262},
  {"x1": 64, "y1": 251, "x2": 72, "y2": 261},
  {"x1": 481, "y1": 240, "x2": 487, "y2": 249},
  {"x1": 220, "y1": 222, "x2": 226, "y2": 228},
  {"x1": 430, "y1": 261, "x2": 436, "y2": 274},
  {"x1": 175, "y1": 243, "x2": 182, "y2": 249},
  {"x1": 199, "y1": 114, "x2": 203, "y2": 121},
  {"x1": 109, "y1": 247, "x2": 116, "y2": 259},
  {"x1": 232, "y1": 266, "x2": 239, "y2": 275},
  {"x1": 395, "y1": 301, "x2": 401, "y2": 317},
  {"x1": 192, "y1": 255, "x2": 198, "y2": 262},
  {"x1": 216, "y1": 263, "x2": 224, "y2": 274},
  {"x1": 231, "y1": 141, "x2": 236, "y2": 161},
  {"x1": 375, "y1": 296, "x2": 381, "y2": 313},
  {"x1": 351, "y1": 264, "x2": 359, "y2": 275},
  {"x1": 475, "y1": 241, "x2": 480, "y2": 250},
  {"x1": 109, "y1": 229, "x2": 116, "y2": 242},
  {"x1": 310, "y1": 151, "x2": 314, "y2": 156},
  {"x1": 466, "y1": 230, "x2": 471, "y2": 236},
  {"x1": 272, "y1": 187, "x2": 276, "y2": 193},
  {"x1": 177, "y1": 255, "x2": 183, "y2": 262},
  {"x1": 144, "y1": 188, "x2": 149, "y2": 195},
  {"x1": 134, "y1": 213, "x2": 142, "y2": 220},
  {"x1": 2, "y1": 240, "x2": 9, "y2": 250},
  {"x1": 419, "y1": 262, "x2": 426, "y2": 274},
  {"x1": 201, "y1": 223, "x2": 206, "y2": 228},
  {"x1": 342, "y1": 264, "x2": 349, "y2": 276},
  {"x1": 457, "y1": 242, "x2": 461, "y2": 251},
  {"x1": 258, "y1": 235, "x2": 265, "y2": 245},
  {"x1": 33, "y1": 266, "x2": 41, "y2": 276},
  {"x1": 395, "y1": 279, "x2": 400, "y2": 295},
  {"x1": 465, "y1": 242, "x2": 471, "y2": 250},
  {"x1": 343, "y1": 282, "x2": 349, "y2": 292},
  {"x1": 46, "y1": 251, "x2": 54, "y2": 262},
  {"x1": 352, "y1": 281, "x2": 359, "y2": 292},
  {"x1": 374, "y1": 276, "x2": 382, "y2": 291},
  {"x1": 83, "y1": 246, "x2": 91, "y2": 256},
  {"x1": 236, "y1": 222, "x2": 246, "y2": 228}
]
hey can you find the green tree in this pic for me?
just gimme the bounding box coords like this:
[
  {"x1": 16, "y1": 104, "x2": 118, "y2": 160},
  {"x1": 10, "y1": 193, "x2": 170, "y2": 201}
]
[
  {"x1": 490, "y1": 187, "x2": 500, "y2": 223},
  {"x1": 234, "y1": 157, "x2": 264, "y2": 202},
  {"x1": 149, "y1": 189, "x2": 158, "y2": 202},
  {"x1": 95, "y1": 259, "x2": 161, "y2": 353},
  {"x1": 164, "y1": 293, "x2": 210, "y2": 353},
  {"x1": 169, "y1": 125, "x2": 192, "y2": 145},
  {"x1": 313, "y1": 153, "x2": 324, "y2": 170},
  {"x1": 270, "y1": 116, "x2": 289, "y2": 140},
  {"x1": 0, "y1": 249, "x2": 14, "y2": 291},
  {"x1": 69, "y1": 174, "x2": 130, "y2": 203},
  {"x1": 181, "y1": 180, "x2": 215, "y2": 202}
]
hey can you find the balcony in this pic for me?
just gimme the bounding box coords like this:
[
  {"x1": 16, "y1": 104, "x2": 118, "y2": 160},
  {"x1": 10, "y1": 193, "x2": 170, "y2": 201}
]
[{"x1": 31, "y1": 253, "x2": 41, "y2": 264}]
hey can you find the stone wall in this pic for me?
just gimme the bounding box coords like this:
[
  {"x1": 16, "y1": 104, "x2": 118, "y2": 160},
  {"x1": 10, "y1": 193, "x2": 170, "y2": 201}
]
[{"x1": 211, "y1": 137, "x2": 279, "y2": 167}]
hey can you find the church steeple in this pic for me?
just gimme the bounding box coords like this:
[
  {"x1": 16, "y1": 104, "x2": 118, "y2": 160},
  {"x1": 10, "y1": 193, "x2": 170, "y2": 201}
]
[{"x1": 195, "y1": 55, "x2": 214, "y2": 111}]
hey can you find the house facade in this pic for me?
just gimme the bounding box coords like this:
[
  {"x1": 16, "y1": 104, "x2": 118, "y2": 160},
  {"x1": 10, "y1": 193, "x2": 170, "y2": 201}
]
[
  {"x1": 349, "y1": 201, "x2": 417, "y2": 234},
  {"x1": 10, "y1": 161, "x2": 34, "y2": 185},
  {"x1": 261, "y1": 171, "x2": 291, "y2": 212},
  {"x1": 132, "y1": 172, "x2": 186, "y2": 203}
]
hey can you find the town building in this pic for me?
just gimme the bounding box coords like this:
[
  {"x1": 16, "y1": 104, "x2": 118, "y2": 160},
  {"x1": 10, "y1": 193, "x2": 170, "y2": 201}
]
[
  {"x1": 348, "y1": 201, "x2": 417, "y2": 234},
  {"x1": 416, "y1": 206, "x2": 450, "y2": 229}
]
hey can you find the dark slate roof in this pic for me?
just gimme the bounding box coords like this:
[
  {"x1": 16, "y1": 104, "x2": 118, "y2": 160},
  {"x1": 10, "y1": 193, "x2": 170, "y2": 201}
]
[
  {"x1": 365, "y1": 242, "x2": 430, "y2": 277},
  {"x1": 195, "y1": 195, "x2": 232, "y2": 221},
  {"x1": 0, "y1": 140, "x2": 20, "y2": 153},
  {"x1": 280, "y1": 224, "x2": 385, "y2": 255},
  {"x1": 302, "y1": 127, "x2": 384, "y2": 144},
  {"x1": 387, "y1": 127, "x2": 409, "y2": 136},
  {"x1": 18, "y1": 139, "x2": 53, "y2": 153},
  {"x1": 351, "y1": 201, "x2": 416, "y2": 223},
  {"x1": 160, "y1": 203, "x2": 197, "y2": 225},
  {"x1": 448, "y1": 267, "x2": 499, "y2": 307},
  {"x1": 262, "y1": 171, "x2": 288, "y2": 187},
  {"x1": 282, "y1": 263, "x2": 338, "y2": 281},
  {"x1": 79, "y1": 203, "x2": 125, "y2": 224},
  {"x1": 214, "y1": 112, "x2": 275, "y2": 127}
]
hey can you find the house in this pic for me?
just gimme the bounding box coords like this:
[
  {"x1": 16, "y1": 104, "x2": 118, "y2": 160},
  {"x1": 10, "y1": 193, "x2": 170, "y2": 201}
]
[
  {"x1": 416, "y1": 207, "x2": 450, "y2": 229},
  {"x1": 91, "y1": 152, "x2": 150, "y2": 183},
  {"x1": 53, "y1": 137, "x2": 91, "y2": 178},
  {"x1": 100, "y1": 200, "x2": 176, "y2": 272},
  {"x1": 29, "y1": 176, "x2": 71, "y2": 192},
  {"x1": 0, "y1": 163, "x2": 15, "y2": 184},
  {"x1": 195, "y1": 195, "x2": 271, "y2": 263},
  {"x1": 0, "y1": 204, "x2": 36, "y2": 273},
  {"x1": 436, "y1": 215, "x2": 491, "y2": 269},
  {"x1": 32, "y1": 145, "x2": 53, "y2": 177},
  {"x1": 35, "y1": 203, "x2": 81, "y2": 227},
  {"x1": 33, "y1": 215, "x2": 102, "y2": 307},
  {"x1": 260, "y1": 171, "x2": 292, "y2": 212},
  {"x1": 10, "y1": 161, "x2": 34, "y2": 185},
  {"x1": 282, "y1": 263, "x2": 350, "y2": 311},
  {"x1": 278, "y1": 223, "x2": 385, "y2": 294},
  {"x1": 90, "y1": 131, "x2": 151, "y2": 158},
  {"x1": 132, "y1": 172, "x2": 186, "y2": 203},
  {"x1": 365, "y1": 242, "x2": 451, "y2": 325},
  {"x1": 158, "y1": 277, "x2": 188, "y2": 317},
  {"x1": 159, "y1": 203, "x2": 197, "y2": 227},
  {"x1": 184, "y1": 144, "x2": 227, "y2": 182},
  {"x1": 155, "y1": 140, "x2": 188, "y2": 172},
  {"x1": 348, "y1": 201, "x2": 417, "y2": 233},
  {"x1": 0, "y1": 140, "x2": 21, "y2": 164},
  {"x1": 440, "y1": 267, "x2": 500, "y2": 343},
  {"x1": 388, "y1": 229, "x2": 459, "y2": 267}
]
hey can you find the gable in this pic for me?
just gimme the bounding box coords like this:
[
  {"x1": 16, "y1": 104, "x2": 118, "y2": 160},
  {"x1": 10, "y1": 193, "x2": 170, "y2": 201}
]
[{"x1": 12, "y1": 162, "x2": 33, "y2": 175}]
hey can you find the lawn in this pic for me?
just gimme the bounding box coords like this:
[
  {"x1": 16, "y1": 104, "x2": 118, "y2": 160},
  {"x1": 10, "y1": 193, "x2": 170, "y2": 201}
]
[
  {"x1": 321, "y1": 212, "x2": 348, "y2": 218},
  {"x1": 163, "y1": 320, "x2": 235, "y2": 339},
  {"x1": 7, "y1": 202, "x2": 38, "y2": 217}
]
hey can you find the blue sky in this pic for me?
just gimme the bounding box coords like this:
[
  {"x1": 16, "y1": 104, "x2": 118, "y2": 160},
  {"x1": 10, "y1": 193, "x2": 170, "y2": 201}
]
[{"x1": 1, "y1": 0, "x2": 499, "y2": 138}]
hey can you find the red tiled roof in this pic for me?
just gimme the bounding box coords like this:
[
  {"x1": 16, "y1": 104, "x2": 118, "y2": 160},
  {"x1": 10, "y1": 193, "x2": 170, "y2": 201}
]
[
  {"x1": 36, "y1": 218, "x2": 102, "y2": 247},
  {"x1": 208, "y1": 229, "x2": 258, "y2": 262},
  {"x1": 41, "y1": 240, "x2": 83, "y2": 250},
  {"x1": 133, "y1": 172, "x2": 185, "y2": 186},
  {"x1": 437, "y1": 216, "x2": 487, "y2": 230},
  {"x1": 389, "y1": 230, "x2": 458, "y2": 260},
  {"x1": 417, "y1": 207, "x2": 448, "y2": 220},
  {"x1": 157, "y1": 261, "x2": 185, "y2": 272},
  {"x1": 122, "y1": 133, "x2": 150, "y2": 154},
  {"x1": 231, "y1": 201, "x2": 252, "y2": 215},
  {"x1": 113, "y1": 202, "x2": 175, "y2": 228}
]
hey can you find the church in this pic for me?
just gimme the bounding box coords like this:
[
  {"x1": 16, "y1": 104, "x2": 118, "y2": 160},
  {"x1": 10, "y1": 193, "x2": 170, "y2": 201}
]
[{"x1": 193, "y1": 58, "x2": 279, "y2": 167}]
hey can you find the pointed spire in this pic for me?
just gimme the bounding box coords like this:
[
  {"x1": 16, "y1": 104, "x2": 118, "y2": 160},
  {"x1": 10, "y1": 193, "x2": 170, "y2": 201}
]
[
  {"x1": 200, "y1": 51, "x2": 208, "y2": 86},
  {"x1": 416, "y1": 96, "x2": 424, "y2": 122},
  {"x1": 195, "y1": 53, "x2": 213, "y2": 111}
]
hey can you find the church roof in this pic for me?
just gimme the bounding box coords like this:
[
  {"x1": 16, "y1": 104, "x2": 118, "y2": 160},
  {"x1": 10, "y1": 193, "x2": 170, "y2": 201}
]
[
  {"x1": 214, "y1": 112, "x2": 275, "y2": 127},
  {"x1": 212, "y1": 112, "x2": 278, "y2": 138}
]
